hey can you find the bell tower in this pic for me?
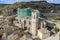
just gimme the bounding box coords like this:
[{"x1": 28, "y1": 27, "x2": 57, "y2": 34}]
[{"x1": 30, "y1": 10, "x2": 38, "y2": 36}]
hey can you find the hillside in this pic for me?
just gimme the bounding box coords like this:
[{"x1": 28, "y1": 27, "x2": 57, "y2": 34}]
[
  {"x1": 0, "y1": 4, "x2": 10, "y2": 7},
  {"x1": 0, "y1": 1, "x2": 60, "y2": 15}
]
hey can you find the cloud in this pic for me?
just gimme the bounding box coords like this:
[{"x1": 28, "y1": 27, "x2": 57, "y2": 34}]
[
  {"x1": 0, "y1": 0, "x2": 19, "y2": 4},
  {"x1": 0, "y1": 0, "x2": 60, "y2": 4},
  {"x1": 46, "y1": 0, "x2": 60, "y2": 4}
]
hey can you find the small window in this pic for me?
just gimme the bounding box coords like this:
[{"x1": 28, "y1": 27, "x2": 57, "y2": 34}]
[
  {"x1": 34, "y1": 15, "x2": 35, "y2": 19},
  {"x1": 37, "y1": 16, "x2": 38, "y2": 18},
  {"x1": 29, "y1": 21, "x2": 31, "y2": 25},
  {"x1": 17, "y1": 22, "x2": 19, "y2": 23},
  {"x1": 24, "y1": 20, "x2": 26, "y2": 24}
]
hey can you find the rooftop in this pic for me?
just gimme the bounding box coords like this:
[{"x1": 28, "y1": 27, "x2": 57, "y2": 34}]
[{"x1": 17, "y1": 8, "x2": 31, "y2": 18}]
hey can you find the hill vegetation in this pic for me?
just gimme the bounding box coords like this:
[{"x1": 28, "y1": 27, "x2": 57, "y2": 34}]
[{"x1": 0, "y1": 1, "x2": 60, "y2": 15}]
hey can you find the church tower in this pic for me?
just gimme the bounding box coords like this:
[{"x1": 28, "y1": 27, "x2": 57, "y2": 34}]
[{"x1": 30, "y1": 10, "x2": 38, "y2": 36}]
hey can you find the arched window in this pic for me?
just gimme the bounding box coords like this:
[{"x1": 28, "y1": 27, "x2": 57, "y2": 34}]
[
  {"x1": 0, "y1": 35, "x2": 2, "y2": 40},
  {"x1": 34, "y1": 15, "x2": 35, "y2": 19},
  {"x1": 17, "y1": 22, "x2": 19, "y2": 23},
  {"x1": 24, "y1": 20, "x2": 26, "y2": 24},
  {"x1": 29, "y1": 21, "x2": 31, "y2": 25},
  {"x1": 37, "y1": 15, "x2": 38, "y2": 18}
]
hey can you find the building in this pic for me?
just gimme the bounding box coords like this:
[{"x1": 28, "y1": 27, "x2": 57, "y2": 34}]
[
  {"x1": 30, "y1": 10, "x2": 39, "y2": 36},
  {"x1": 15, "y1": 8, "x2": 31, "y2": 29},
  {"x1": 37, "y1": 28, "x2": 50, "y2": 39},
  {"x1": 0, "y1": 27, "x2": 6, "y2": 40},
  {"x1": 13, "y1": 8, "x2": 50, "y2": 40},
  {"x1": 14, "y1": 8, "x2": 41, "y2": 35}
]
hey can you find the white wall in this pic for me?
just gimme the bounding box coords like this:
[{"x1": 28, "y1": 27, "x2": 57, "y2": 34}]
[{"x1": 7, "y1": 34, "x2": 18, "y2": 40}]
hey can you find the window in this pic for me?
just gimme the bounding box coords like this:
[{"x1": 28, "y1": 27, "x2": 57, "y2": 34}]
[
  {"x1": 17, "y1": 22, "x2": 19, "y2": 23},
  {"x1": 0, "y1": 35, "x2": 2, "y2": 40},
  {"x1": 29, "y1": 21, "x2": 31, "y2": 25},
  {"x1": 20, "y1": 20, "x2": 21, "y2": 22},
  {"x1": 37, "y1": 16, "x2": 38, "y2": 18},
  {"x1": 34, "y1": 15, "x2": 35, "y2": 19},
  {"x1": 24, "y1": 20, "x2": 26, "y2": 24}
]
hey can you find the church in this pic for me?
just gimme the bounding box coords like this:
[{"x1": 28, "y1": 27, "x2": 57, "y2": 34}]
[{"x1": 13, "y1": 7, "x2": 50, "y2": 39}]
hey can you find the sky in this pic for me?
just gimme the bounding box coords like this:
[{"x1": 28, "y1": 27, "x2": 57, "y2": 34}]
[{"x1": 0, "y1": 0, "x2": 60, "y2": 4}]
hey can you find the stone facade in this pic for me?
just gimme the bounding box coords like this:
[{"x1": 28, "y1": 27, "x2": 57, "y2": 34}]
[
  {"x1": 13, "y1": 8, "x2": 50, "y2": 40},
  {"x1": 37, "y1": 28, "x2": 50, "y2": 39}
]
